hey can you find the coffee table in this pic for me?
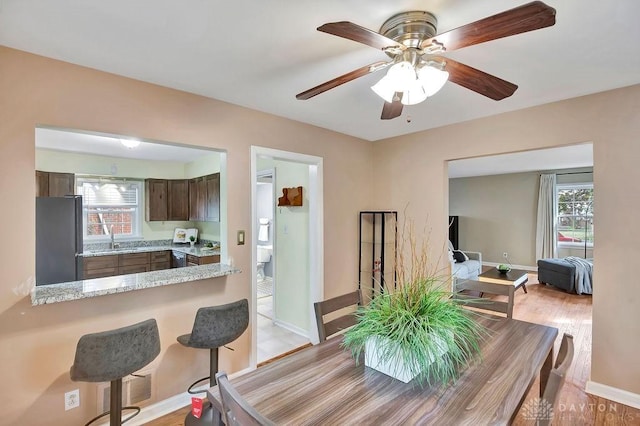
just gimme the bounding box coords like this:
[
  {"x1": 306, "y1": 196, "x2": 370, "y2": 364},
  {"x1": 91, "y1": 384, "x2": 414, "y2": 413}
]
[{"x1": 479, "y1": 268, "x2": 528, "y2": 293}]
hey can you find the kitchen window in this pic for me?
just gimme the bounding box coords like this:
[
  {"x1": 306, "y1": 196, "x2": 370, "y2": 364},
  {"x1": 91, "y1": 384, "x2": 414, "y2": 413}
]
[
  {"x1": 556, "y1": 183, "x2": 594, "y2": 248},
  {"x1": 77, "y1": 177, "x2": 143, "y2": 240}
]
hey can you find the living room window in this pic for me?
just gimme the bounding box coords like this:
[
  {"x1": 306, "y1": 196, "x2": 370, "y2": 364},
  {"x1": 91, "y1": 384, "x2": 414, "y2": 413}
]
[
  {"x1": 77, "y1": 177, "x2": 143, "y2": 240},
  {"x1": 556, "y1": 183, "x2": 593, "y2": 248}
]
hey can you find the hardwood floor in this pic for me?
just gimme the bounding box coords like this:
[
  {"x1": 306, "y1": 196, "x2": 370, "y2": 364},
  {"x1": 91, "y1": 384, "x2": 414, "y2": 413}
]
[
  {"x1": 147, "y1": 273, "x2": 640, "y2": 426},
  {"x1": 506, "y1": 273, "x2": 640, "y2": 425}
]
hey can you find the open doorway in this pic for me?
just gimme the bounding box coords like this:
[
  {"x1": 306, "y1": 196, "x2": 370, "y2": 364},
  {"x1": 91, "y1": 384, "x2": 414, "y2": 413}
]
[
  {"x1": 250, "y1": 147, "x2": 323, "y2": 367},
  {"x1": 446, "y1": 143, "x2": 594, "y2": 402}
]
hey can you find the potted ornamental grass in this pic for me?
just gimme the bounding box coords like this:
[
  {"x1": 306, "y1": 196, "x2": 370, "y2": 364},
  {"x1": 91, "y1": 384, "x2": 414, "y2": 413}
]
[{"x1": 342, "y1": 220, "x2": 488, "y2": 386}]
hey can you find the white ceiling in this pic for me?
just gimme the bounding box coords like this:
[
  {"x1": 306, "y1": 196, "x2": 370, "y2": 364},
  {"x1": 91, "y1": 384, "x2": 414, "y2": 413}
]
[
  {"x1": 2, "y1": 1, "x2": 639, "y2": 142},
  {"x1": 36, "y1": 127, "x2": 215, "y2": 162},
  {"x1": 448, "y1": 143, "x2": 593, "y2": 178}
]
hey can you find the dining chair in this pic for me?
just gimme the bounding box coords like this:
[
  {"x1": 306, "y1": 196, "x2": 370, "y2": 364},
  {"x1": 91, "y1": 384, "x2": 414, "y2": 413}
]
[
  {"x1": 453, "y1": 279, "x2": 514, "y2": 318},
  {"x1": 215, "y1": 372, "x2": 275, "y2": 426},
  {"x1": 313, "y1": 289, "x2": 362, "y2": 342},
  {"x1": 539, "y1": 333, "x2": 575, "y2": 426}
]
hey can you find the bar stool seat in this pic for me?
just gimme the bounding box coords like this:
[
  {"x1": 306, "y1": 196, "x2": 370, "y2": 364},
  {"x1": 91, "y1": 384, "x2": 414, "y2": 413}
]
[
  {"x1": 178, "y1": 299, "x2": 249, "y2": 425},
  {"x1": 70, "y1": 318, "x2": 160, "y2": 426}
]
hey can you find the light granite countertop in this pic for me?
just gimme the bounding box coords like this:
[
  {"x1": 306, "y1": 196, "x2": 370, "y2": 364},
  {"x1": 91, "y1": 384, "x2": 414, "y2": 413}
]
[
  {"x1": 80, "y1": 245, "x2": 221, "y2": 258},
  {"x1": 31, "y1": 263, "x2": 240, "y2": 306}
]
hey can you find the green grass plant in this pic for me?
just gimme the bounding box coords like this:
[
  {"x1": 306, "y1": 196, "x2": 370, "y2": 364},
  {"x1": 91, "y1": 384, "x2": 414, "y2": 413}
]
[{"x1": 343, "y1": 219, "x2": 487, "y2": 386}]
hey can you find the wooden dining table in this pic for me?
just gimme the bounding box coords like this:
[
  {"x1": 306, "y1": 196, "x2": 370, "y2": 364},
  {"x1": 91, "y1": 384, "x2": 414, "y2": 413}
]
[{"x1": 207, "y1": 316, "x2": 558, "y2": 425}]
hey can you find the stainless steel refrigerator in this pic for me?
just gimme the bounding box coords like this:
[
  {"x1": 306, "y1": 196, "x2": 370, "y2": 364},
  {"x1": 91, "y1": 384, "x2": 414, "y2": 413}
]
[{"x1": 36, "y1": 195, "x2": 83, "y2": 286}]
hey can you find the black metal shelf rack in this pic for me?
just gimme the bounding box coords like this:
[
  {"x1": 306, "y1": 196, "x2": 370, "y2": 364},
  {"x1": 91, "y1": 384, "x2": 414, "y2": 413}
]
[{"x1": 358, "y1": 211, "x2": 398, "y2": 298}]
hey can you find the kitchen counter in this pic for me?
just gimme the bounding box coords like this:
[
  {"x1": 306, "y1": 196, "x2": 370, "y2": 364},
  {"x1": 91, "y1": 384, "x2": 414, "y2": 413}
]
[
  {"x1": 80, "y1": 244, "x2": 220, "y2": 258},
  {"x1": 31, "y1": 263, "x2": 240, "y2": 305}
]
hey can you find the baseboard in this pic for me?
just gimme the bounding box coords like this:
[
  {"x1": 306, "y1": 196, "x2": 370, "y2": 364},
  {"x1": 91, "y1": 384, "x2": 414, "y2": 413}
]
[
  {"x1": 483, "y1": 261, "x2": 538, "y2": 272},
  {"x1": 586, "y1": 381, "x2": 640, "y2": 410},
  {"x1": 125, "y1": 367, "x2": 254, "y2": 426},
  {"x1": 273, "y1": 319, "x2": 309, "y2": 338}
]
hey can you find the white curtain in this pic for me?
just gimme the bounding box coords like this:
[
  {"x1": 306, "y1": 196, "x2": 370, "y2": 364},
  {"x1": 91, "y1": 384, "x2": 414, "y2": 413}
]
[{"x1": 536, "y1": 173, "x2": 556, "y2": 259}]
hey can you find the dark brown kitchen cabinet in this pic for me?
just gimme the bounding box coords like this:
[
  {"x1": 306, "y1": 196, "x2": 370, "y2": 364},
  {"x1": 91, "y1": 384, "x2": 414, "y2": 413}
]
[
  {"x1": 36, "y1": 171, "x2": 49, "y2": 197},
  {"x1": 118, "y1": 252, "x2": 150, "y2": 275},
  {"x1": 36, "y1": 170, "x2": 74, "y2": 197},
  {"x1": 83, "y1": 255, "x2": 118, "y2": 279},
  {"x1": 146, "y1": 179, "x2": 189, "y2": 222},
  {"x1": 82, "y1": 251, "x2": 172, "y2": 279},
  {"x1": 189, "y1": 173, "x2": 220, "y2": 222},
  {"x1": 150, "y1": 250, "x2": 171, "y2": 270},
  {"x1": 146, "y1": 173, "x2": 219, "y2": 222},
  {"x1": 168, "y1": 179, "x2": 189, "y2": 221},
  {"x1": 189, "y1": 177, "x2": 206, "y2": 221},
  {"x1": 205, "y1": 173, "x2": 220, "y2": 222},
  {"x1": 145, "y1": 179, "x2": 168, "y2": 221}
]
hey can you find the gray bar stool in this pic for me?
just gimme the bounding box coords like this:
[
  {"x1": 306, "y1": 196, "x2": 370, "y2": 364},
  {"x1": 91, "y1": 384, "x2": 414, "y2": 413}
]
[
  {"x1": 178, "y1": 299, "x2": 249, "y2": 425},
  {"x1": 70, "y1": 319, "x2": 161, "y2": 426}
]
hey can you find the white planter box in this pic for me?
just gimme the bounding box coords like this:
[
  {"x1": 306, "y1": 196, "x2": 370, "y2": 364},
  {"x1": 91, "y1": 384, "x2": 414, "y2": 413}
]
[{"x1": 364, "y1": 334, "x2": 448, "y2": 383}]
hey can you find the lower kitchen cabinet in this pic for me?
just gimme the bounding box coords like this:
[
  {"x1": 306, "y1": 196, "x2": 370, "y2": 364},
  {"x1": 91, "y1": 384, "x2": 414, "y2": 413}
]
[
  {"x1": 83, "y1": 255, "x2": 118, "y2": 279},
  {"x1": 83, "y1": 250, "x2": 172, "y2": 279},
  {"x1": 119, "y1": 264, "x2": 150, "y2": 274},
  {"x1": 150, "y1": 251, "x2": 171, "y2": 270}
]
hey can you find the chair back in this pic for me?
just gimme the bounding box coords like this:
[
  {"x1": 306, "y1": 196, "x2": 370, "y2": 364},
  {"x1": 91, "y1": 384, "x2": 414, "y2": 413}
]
[
  {"x1": 453, "y1": 280, "x2": 514, "y2": 318},
  {"x1": 215, "y1": 372, "x2": 274, "y2": 426},
  {"x1": 70, "y1": 318, "x2": 160, "y2": 383},
  {"x1": 187, "y1": 299, "x2": 249, "y2": 349},
  {"x1": 313, "y1": 290, "x2": 362, "y2": 342},
  {"x1": 539, "y1": 333, "x2": 575, "y2": 426}
]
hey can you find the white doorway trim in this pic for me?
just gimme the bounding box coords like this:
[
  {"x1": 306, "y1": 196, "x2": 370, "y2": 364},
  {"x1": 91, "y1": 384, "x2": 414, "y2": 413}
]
[{"x1": 250, "y1": 146, "x2": 324, "y2": 368}]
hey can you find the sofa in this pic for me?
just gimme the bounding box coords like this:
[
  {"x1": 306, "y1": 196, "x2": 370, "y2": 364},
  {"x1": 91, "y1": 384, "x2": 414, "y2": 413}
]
[{"x1": 448, "y1": 241, "x2": 482, "y2": 284}]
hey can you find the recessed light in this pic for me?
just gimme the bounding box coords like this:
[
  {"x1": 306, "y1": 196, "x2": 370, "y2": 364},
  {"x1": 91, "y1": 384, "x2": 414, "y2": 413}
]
[{"x1": 120, "y1": 139, "x2": 140, "y2": 149}]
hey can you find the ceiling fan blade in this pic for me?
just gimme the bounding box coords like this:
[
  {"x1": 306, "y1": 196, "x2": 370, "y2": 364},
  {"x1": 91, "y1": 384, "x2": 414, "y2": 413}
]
[
  {"x1": 318, "y1": 22, "x2": 405, "y2": 51},
  {"x1": 422, "y1": 1, "x2": 556, "y2": 52},
  {"x1": 440, "y1": 57, "x2": 518, "y2": 100},
  {"x1": 296, "y1": 61, "x2": 390, "y2": 100},
  {"x1": 381, "y1": 96, "x2": 403, "y2": 120}
]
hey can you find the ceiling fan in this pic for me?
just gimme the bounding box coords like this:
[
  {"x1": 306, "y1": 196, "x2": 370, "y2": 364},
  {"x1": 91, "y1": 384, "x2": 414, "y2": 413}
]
[{"x1": 296, "y1": 1, "x2": 556, "y2": 120}]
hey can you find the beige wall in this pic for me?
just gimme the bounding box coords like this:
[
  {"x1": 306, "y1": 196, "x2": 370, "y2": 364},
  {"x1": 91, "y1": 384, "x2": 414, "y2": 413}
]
[
  {"x1": 449, "y1": 172, "x2": 539, "y2": 266},
  {"x1": 373, "y1": 84, "x2": 640, "y2": 395},
  {"x1": 0, "y1": 46, "x2": 373, "y2": 425}
]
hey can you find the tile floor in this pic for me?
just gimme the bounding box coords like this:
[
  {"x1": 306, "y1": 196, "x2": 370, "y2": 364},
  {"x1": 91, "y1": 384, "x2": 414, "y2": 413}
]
[{"x1": 257, "y1": 292, "x2": 310, "y2": 363}]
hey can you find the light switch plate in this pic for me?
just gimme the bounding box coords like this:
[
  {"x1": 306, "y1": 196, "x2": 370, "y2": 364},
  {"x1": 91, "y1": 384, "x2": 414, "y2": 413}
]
[{"x1": 237, "y1": 230, "x2": 245, "y2": 245}]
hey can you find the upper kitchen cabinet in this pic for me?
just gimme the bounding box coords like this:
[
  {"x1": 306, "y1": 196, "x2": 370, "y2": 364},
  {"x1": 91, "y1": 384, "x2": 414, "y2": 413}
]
[
  {"x1": 205, "y1": 173, "x2": 220, "y2": 222},
  {"x1": 145, "y1": 179, "x2": 168, "y2": 221},
  {"x1": 189, "y1": 173, "x2": 220, "y2": 222},
  {"x1": 36, "y1": 171, "x2": 74, "y2": 197},
  {"x1": 146, "y1": 178, "x2": 190, "y2": 221},
  {"x1": 189, "y1": 177, "x2": 206, "y2": 221},
  {"x1": 168, "y1": 179, "x2": 189, "y2": 221}
]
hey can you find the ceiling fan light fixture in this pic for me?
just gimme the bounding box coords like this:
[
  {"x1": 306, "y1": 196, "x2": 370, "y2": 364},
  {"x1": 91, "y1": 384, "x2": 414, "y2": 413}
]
[
  {"x1": 417, "y1": 64, "x2": 449, "y2": 97},
  {"x1": 401, "y1": 80, "x2": 428, "y2": 106},
  {"x1": 371, "y1": 76, "x2": 396, "y2": 103},
  {"x1": 385, "y1": 61, "x2": 417, "y2": 92}
]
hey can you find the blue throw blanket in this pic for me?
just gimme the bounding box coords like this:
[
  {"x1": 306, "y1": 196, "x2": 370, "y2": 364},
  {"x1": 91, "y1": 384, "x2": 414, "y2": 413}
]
[{"x1": 564, "y1": 257, "x2": 593, "y2": 295}]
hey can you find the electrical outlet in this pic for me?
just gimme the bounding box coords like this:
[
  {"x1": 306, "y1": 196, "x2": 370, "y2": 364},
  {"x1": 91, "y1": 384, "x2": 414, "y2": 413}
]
[
  {"x1": 65, "y1": 389, "x2": 80, "y2": 411},
  {"x1": 503, "y1": 252, "x2": 508, "y2": 259}
]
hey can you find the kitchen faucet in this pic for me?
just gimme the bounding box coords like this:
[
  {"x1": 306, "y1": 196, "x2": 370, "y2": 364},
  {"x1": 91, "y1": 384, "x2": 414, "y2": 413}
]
[{"x1": 110, "y1": 225, "x2": 119, "y2": 249}]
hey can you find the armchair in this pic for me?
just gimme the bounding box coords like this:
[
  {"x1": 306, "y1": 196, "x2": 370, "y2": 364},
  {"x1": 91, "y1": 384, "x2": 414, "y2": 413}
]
[{"x1": 448, "y1": 241, "x2": 482, "y2": 284}]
